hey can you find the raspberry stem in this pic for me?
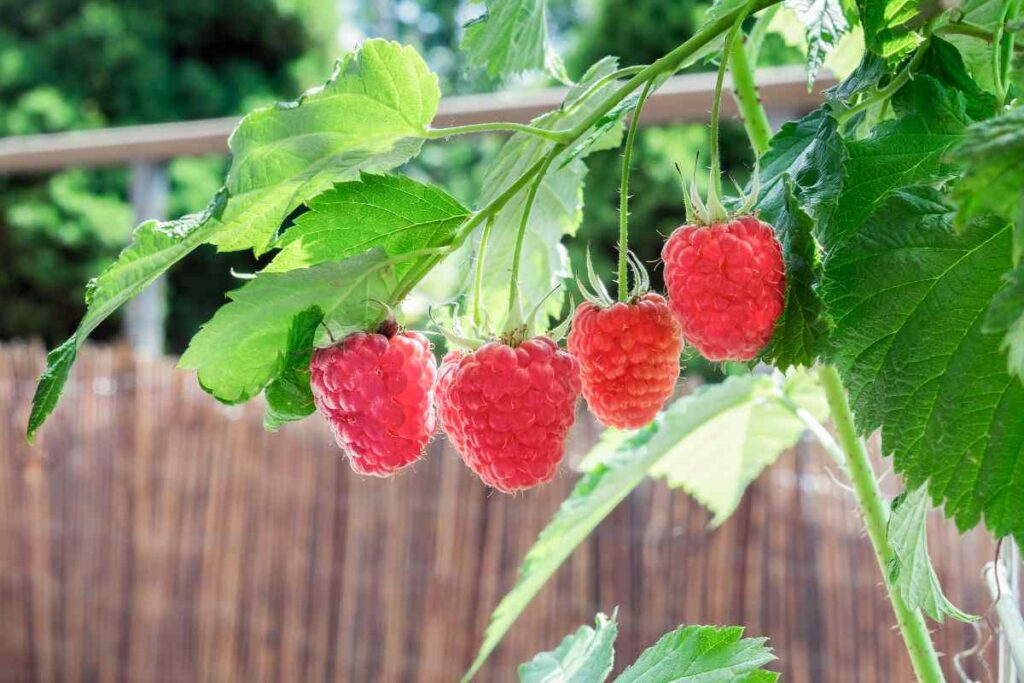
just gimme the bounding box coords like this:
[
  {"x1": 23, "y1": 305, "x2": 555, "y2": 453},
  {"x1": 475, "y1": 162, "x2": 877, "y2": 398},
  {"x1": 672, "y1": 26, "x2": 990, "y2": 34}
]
[
  {"x1": 707, "y1": 6, "x2": 750, "y2": 222},
  {"x1": 819, "y1": 366, "x2": 946, "y2": 683},
  {"x1": 507, "y1": 151, "x2": 557, "y2": 319},
  {"x1": 472, "y1": 215, "x2": 495, "y2": 327},
  {"x1": 617, "y1": 80, "x2": 654, "y2": 302}
]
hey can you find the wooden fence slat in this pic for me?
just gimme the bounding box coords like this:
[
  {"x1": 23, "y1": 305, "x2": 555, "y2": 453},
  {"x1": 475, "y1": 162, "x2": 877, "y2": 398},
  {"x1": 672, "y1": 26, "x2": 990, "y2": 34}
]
[{"x1": 0, "y1": 343, "x2": 997, "y2": 682}]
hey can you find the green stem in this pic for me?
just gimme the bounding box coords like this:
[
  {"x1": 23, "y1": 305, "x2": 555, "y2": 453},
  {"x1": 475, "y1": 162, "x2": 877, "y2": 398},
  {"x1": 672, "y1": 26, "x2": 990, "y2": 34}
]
[
  {"x1": 729, "y1": 34, "x2": 772, "y2": 157},
  {"x1": 706, "y1": 6, "x2": 750, "y2": 220},
  {"x1": 819, "y1": 366, "x2": 946, "y2": 683},
  {"x1": 562, "y1": 65, "x2": 648, "y2": 116},
  {"x1": 507, "y1": 152, "x2": 557, "y2": 315},
  {"x1": 426, "y1": 122, "x2": 569, "y2": 143},
  {"x1": 835, "y1": 37, "x2": 931, "y2": 124},
  {"x1": 935, "y1": 21, "x2": 996, "y2": 42},
  {"x1": 472, "y1": 216, "x2": 494, "y2": 326},
  {"x1": 617, "y1": 81, "x2": 653, "y2": 301}
]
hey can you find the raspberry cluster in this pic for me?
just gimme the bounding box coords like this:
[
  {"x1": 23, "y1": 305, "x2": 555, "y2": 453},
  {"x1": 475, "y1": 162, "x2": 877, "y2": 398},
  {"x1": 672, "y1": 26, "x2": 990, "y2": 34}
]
[
  {"x1": 310, "y1": 330, "x2": 436, "y2": 476},
  {"x1": 662, "y1": 216, "x2": 785, "y2": 361},
  {"x1": 568, "y1": 293, "x2": 682, "y2": 428},
  {"x1": 309, "y1": 214, "x2": 785, "y2": 491},
  {"x1": 436, "y1": 337, "x2": 581, "y2": 492}
]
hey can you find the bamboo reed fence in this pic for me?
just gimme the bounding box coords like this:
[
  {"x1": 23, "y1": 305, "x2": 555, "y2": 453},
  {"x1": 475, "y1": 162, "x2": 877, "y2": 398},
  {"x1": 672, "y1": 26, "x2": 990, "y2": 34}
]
[{"x1": 0, "y1": 343, "x2": 998, "y2": 682}]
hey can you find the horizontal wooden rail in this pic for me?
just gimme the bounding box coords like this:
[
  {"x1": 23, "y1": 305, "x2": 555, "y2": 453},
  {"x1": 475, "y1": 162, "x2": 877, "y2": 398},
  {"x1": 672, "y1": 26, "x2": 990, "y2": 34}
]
[{"x1": 0, "y1": 65, "x2": 834, "y2": 174}]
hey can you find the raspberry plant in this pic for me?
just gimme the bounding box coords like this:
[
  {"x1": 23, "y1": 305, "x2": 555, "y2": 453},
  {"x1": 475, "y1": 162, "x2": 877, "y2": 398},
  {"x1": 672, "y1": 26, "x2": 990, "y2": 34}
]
[{"x1": 25, "y1": 0, "x2": 1024, "y2": 680}]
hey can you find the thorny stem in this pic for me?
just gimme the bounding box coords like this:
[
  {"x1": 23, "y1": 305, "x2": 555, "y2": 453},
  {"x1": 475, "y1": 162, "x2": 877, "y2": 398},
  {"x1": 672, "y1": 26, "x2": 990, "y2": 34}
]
[
  {"x1": 472, "y1": 216, "x2": 495, "y2": 327},
  {"x1": 819, "y1": 366, "x2": 946, "y2": 683},
  {"x1": 729, "y1": 32, "x2": 773, "y2": 157},
  {"x1": 617, "y1": 80, "x2": 654, "y2": 301},
  {"x1": 426, "y1": 122, "x2": 569, "y2": 143},
  {"x1": 707, "y1": 9, "x2": 749, "y2": 221}
]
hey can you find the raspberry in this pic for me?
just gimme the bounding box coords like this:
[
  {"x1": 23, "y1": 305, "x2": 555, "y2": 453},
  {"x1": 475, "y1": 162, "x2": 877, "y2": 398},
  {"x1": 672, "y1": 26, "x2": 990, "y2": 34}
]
[
  {"x1": 310, "y1": 329, "x2": 437, "y2": 476},
  {"x1": 436, "y1": 337, "x2": 581, "y2": 492},
  {"x1": 568, "y1": 293, "x2": 683, "y2": 428},
  {"x1": 661, "y1": 216, "x2": 785, "y2": 361}
]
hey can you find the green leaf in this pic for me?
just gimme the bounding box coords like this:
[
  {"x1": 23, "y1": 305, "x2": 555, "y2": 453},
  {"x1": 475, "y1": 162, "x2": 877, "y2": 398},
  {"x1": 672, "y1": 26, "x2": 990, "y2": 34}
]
[
  {"x1": 784, "y1": 0, "x2": 850, "y2": 87},
  {"x1": 948, "y1": 105, "x2": 1024, "y2": 264},
  {"x1": 462, "y1": 374, "x2": 813, "y2": 680},
  {"x1": 456, "y1": 58, "x2": 626, "y2": 326},
  {"x1": 825, "y1": 52, "x2": 888, "y2": 108},
  {"x1": 887, "y1": 487, "x2": 977, "y2": 623},
  {"x1": 26, "y1": 191, "x2": 227, "y2": 442},
  {"x1": 941, "y1": 0, "x2": 1012, "y2": 93},
  {"x1": 757, "y1": 109, "x2": 846, "y2": 230},
  {"x1": 826, "y1": 75, "x2": 971, "y2": 245},
  {"x1": 822, "y1": 186, "x2": 1024, "y2": 544},
  {"x1": 754, "y1": 109, "x2": 845, "y2": 367},
  {"x1": 26, "y1": 42, "x2": 440, "y2": 440},
  {"x1": 461, "y1": 0, "x2": 569, "y2": 83},
  {"x1": 26, "y1": 338, "x2": 77, "y2": 443},
  {"x1": 859, "y1": 0, "x2": 923, "y2": 62},
  {"x1": 761, "y1": 182, "x2": 828, "y2": 369},
  {"x1": 647, "y1": 370, "x2": 829, "y2": 526},
  {"x1": 518, "y1": 613, "x2": 618, "y2": 683},
  {"x1": 614, "y1": 625, "x2": 777, "y2": 683},
  {"x1": 179, "y1": 250, "x2": 392, "y2": 404},
  {"x1": 917, "y1": 37, "x2": 999, "y2": 121},
  {"x1": 209, "y1": 39, "x2": 440, "y2": 254},
  {"x1": 984, "y1": 265, "x2": 1024, "y2": 380},
  {"x1": 263, "y1": 306, "x2": 324, "y2": 431},
  {"x1": 266, "y1": 173, "x2": 470, "y2": 277}
]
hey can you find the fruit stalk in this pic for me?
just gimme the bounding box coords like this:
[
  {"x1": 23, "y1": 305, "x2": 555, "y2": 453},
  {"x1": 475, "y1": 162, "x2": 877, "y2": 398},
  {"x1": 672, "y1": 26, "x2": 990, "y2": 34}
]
[
  {"x1": 617, "y1": 80, "x2": 653, "y2": 301},
  {"x1": 819, "y1": 366, "x2": 946, "y2": 683}
]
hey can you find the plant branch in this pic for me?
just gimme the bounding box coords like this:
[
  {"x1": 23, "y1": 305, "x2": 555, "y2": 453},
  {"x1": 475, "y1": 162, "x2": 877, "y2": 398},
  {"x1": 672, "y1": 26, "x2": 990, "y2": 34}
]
[
  {"x1": 819, "y1": 366, "x2": 946, "y2": 683},
  {"x1": 729, "y1": 33, "x2": 773, "y2": 157},
  {"x1": 426, "y1": 122, "x2": 569, "y2": 143},
  {"x1": 617, "y1": 80, "x2": 653, "y2": 301}
]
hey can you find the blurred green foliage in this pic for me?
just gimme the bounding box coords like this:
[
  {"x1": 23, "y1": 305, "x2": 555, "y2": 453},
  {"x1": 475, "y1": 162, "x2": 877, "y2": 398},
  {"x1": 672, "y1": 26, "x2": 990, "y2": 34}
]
[{"x1": 0, "y1": 0, "x2": 318, "y2": 346}]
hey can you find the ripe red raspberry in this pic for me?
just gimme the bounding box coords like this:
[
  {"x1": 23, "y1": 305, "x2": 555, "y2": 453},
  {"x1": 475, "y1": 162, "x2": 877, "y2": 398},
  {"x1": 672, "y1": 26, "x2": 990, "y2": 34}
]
[
  {"x1": 436, "y1": 337, "x2": 581, "y2": 493},
  {"x1": 661, "y1": 216, "x2": 785, "y2": 361},
  {"x1": 310, "y1": 329, "x2": 436, "y2": 476},
  {"x1": 567, "y1": 293, "x2": 682, "y2": 429}
]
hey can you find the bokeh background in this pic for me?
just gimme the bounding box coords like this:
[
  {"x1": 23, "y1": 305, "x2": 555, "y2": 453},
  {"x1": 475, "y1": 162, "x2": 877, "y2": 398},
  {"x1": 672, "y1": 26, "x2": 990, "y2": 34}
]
[{"x1": 0, "y1": 2, "x2": 1003, "y2": 682}]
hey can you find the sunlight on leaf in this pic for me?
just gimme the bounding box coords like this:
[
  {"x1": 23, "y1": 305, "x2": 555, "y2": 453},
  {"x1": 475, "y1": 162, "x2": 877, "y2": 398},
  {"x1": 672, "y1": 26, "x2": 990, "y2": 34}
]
[
  {"x1": 647, "y1": 370, "x2": 828, "y2": 526},
  {"x1": 615, "y1": 625, "x2": 778, "y2": 683},
  {"x1": 519, "y1": 613, "x2": 618, "y2": 683},
  {"x1": 461, "y1": 0, "x2": 569, "y2": 83},
  {"x1": 210, "y1": 39, "x2": 440, "y2": 254},
  {"x1": 179, "y1": 250, "x2": 393, "y2": 404}
]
